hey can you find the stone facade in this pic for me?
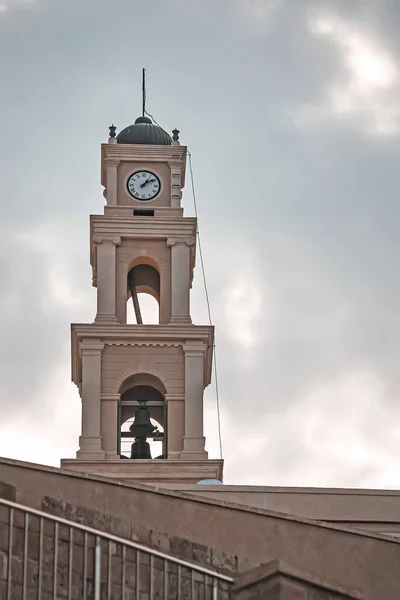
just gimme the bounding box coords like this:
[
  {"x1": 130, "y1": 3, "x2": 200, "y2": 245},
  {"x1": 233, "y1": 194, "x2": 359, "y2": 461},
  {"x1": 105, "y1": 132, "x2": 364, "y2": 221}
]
[{"x1": 62, "y1": 127, "x2": 223, "y2": 482}]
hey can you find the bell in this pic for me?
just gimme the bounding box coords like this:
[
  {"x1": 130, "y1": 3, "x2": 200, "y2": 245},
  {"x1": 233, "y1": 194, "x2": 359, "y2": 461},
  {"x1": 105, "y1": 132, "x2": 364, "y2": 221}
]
[
  {"x1": 129, "y1": 405, "x2": 156, "y2": 438},
  {"x1": 128, "y1": 404, "x2": 157, "y2": 460},
  {"x1": 130, "y1": 438, "x2": 152, "y2": 460}
]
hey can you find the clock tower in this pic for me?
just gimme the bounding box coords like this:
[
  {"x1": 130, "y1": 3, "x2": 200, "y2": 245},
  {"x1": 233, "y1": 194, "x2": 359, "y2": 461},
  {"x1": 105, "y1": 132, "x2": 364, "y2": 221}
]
[{"x1": 61, "y1": 114, "x2": 223, "y2": 484}]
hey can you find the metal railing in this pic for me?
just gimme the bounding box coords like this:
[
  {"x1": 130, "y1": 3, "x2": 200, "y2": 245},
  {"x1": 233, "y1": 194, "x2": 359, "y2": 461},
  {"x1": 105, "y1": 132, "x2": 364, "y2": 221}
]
[{"x1": 0, "y1": 497, "x2": 233, "y2": 600}]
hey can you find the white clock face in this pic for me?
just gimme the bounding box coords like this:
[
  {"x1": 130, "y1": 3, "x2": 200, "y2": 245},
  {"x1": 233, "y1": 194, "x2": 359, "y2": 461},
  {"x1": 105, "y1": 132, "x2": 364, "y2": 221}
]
[{"x1": 127, "y1": 171, "x2": 161, "y2": 201}]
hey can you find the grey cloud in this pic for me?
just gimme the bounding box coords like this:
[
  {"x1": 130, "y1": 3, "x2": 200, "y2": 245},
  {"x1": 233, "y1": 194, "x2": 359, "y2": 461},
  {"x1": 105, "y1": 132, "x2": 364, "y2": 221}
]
[{"x1": 1, "y1": 0, "x2": 400, "y2": 486}]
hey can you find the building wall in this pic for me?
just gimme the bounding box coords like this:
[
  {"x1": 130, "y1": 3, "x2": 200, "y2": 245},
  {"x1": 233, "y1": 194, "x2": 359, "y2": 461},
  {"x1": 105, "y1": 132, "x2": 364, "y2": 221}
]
[
  {"x1": 102, "y1": 344, "x2": 184, "y2": 396},
  {"x1": 1, "y1": 457, "x2": 400, "y2": 599},
  {"x1": 158, "y1": 483, "x2": 400, "y2": 536}
]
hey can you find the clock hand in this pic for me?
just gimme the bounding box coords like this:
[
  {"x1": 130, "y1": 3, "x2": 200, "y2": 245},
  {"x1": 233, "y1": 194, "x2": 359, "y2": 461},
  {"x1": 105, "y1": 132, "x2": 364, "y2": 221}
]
[
  {"x1": 140, "y1": 178, "x2": 156, "y2": 188},
  {"x1": 140, "y1": 175, "x2": 152, "y2": 188}
]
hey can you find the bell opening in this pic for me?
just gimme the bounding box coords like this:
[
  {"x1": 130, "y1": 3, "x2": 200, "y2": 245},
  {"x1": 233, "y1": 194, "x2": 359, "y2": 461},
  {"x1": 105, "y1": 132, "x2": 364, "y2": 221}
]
[
  {"x1": 118, "y1": 384, "x2": 166, "y2": 460},
  {"x1": 126, "y1": 264, "x2": 160, "y2": 325}
]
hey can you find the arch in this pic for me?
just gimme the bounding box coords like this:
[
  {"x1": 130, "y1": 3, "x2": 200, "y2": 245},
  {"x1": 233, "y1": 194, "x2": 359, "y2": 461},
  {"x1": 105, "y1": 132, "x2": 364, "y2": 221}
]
[
  {"x1": 119, "y1": 373, "x2": 167, "y2": 396},
  {"x1": 127, "y1": 254, "x2": 161, "y2": 273},
  {"x1": 127, "y1": 261, "x2": 160, "y2": 324},
  {"x1": 120, "y1": 385, "x2": 165, "y2": 427},
  {"x1": 118, "y1": 374, "x2": 167, "y2": 459},
  {"x1": 128, "y1": 264, "x2": 160, "y2": 303}
]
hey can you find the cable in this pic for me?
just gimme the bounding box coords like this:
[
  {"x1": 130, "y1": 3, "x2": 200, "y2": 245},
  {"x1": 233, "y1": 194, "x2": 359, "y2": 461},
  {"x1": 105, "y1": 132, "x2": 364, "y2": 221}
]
[
  {"x1": 144, "y1": 110, "x2": 171, "y2": 139},
  {"x1": 187, "y1": 150, "x2": 224, "y2": 462},
  {"x1": 144, "y1": 107, "x2": 224, "y2": 460}
]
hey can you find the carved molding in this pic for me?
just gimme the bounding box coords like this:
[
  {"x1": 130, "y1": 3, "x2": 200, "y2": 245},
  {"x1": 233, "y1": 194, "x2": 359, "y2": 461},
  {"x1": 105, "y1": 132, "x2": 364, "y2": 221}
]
[
  {"x1": 165, "y1": 393, "x2": 185, "y2": 403},
  {"x1": 93, "y1": 235, "x2": 121, "y2": 246},
  {"x1": 182, "y1": 342, "x2": 207, "y2": 358},
  {"x1": 101, "y1": 393, "x2": 121, "y2": 402},
  {"x1": 105, "y1": 341, "x2": 181, "y2": 348},
  {"x1": 104, "y1": 158, "x2": 121, "y2": 167},
  {"x1": 80, "y1": 340, "x2": 105, "y2": 355},
  {"x1": 167, "y1": 236, "x2": 195, "y2": 248}
]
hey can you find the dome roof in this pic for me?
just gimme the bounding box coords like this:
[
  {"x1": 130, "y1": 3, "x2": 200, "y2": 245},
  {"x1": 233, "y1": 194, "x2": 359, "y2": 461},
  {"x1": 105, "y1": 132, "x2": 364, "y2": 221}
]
[{"x1": 117, "y1": 116, "x2": 172, "y2": 146}]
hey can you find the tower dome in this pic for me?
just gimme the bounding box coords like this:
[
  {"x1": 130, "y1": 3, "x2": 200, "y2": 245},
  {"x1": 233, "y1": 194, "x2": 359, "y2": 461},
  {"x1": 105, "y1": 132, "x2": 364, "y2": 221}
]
[{"x1": 117, "y1": 116, "x2": 172, "y2": 146}]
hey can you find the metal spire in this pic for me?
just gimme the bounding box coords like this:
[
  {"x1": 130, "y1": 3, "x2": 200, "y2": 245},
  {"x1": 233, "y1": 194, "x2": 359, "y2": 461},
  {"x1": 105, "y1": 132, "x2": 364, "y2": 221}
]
[{"x1": 142, "y1": 68, "x2": 146, "y2": 118}]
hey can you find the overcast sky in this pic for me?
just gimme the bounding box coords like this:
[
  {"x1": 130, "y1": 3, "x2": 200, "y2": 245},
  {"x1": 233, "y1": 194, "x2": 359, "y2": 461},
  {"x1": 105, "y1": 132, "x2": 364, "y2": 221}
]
[{"x1": 1, "y1": 0, "x2": 400, "y2": 488}]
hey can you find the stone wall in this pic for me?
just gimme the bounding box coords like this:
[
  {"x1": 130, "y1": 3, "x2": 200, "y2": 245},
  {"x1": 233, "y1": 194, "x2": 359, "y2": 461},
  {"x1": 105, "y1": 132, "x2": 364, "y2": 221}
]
[
  {"x1": 0, "y1": 502, "x2": 231, "y2": 600},
  {"x1": 1, "y1": 458, "x2": 400, "y2": 598}
]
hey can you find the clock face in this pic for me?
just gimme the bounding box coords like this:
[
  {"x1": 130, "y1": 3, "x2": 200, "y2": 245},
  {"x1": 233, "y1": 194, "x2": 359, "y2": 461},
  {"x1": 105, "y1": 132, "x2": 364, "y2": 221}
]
[{"x1": 127, "y1": 171, "x2": 161, "y2": 201}]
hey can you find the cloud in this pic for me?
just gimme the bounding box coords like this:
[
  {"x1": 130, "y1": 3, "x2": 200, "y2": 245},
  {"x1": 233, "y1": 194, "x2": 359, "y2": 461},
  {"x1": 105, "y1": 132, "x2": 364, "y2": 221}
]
[
  {"x1": 0, "y1": 362, "x2": 81, "y2": 465},
  {"x1": 0, "y1": 0, "x2": 38, "y2": 14},
  {"x1": 234, "y1": 0, "x2": 284, "y2": 32},
  {"x1": 294, "y1": 9, "x2": 400, "y2": 135},
  {"x1": 205, "y1": 370, "x2": 400, "y2": 488},
  {"x1": 223, "y1": 252, "x2": 265, "y2": 369},
  {"x1": 2, "y1": 0, "x2": 400, "y2": 491}
]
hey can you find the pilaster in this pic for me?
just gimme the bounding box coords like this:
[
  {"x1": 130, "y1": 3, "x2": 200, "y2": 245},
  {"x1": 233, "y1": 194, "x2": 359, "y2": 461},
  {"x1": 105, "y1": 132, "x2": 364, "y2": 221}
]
[
  {"x1": 165, "y1": 393, "x2": 185, "y2": 458},
  {"x1": 180, "y1": 342, "x2": 208, "y2": 460},
  {"x1": 76, "y1": 340, "x2": 105, "y2": 460},
  {"x1": 104, "y1": 158, "x2": 120, "y2": 206},
  {"x1": 101, "y1": 393, "x2": 120, "y2": 459},
  {"x1": 94, "y1": 235, "x2": 120, "y2": 324},
  {"x1": 167, "y1": 236, "x2": 194, "y2": 325}
]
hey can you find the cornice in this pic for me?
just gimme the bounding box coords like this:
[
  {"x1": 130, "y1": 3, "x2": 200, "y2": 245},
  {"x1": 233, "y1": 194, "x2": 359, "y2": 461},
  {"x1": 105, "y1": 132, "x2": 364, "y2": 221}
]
[
  {"x1": 90, "y1": 216, "x2": 196, "y2": 244},
  {"x1": 71, "y1": 323, "x2": 214, "y2": 387},
  {"x1": 91, "y1": 215, "x2": 196, "y2": 228},
  {"x1": 72, "y1": 323, "x2": 213, "y2": 342},
  {"x1": 101, "y1": 143, "x2": 187, "y2": 161},
  {"x1": 60, "y1": 458, "x2": 223, "y2": 484},
  {"x1": 89, "y1": 216, "x2": 197, "y2": 273}
]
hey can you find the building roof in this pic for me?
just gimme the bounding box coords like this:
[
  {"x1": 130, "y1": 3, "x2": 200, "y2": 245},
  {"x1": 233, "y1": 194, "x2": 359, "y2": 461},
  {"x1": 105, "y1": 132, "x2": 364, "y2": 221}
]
[{"x1": 116, "y1": 116, "x2": 172, "y2": 145}]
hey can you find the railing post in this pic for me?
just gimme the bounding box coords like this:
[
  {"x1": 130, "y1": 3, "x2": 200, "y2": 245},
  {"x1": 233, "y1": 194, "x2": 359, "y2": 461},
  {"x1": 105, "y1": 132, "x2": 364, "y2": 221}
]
[
  {"x1": 0, "y1": 498, "x2": 233, "y2": 600},
  {"x1": 213, "y1": 578, "x2": 218, "y2": 600},
  {"x1": 94, "y1": 536, "x2": 101, "y2": 600}
]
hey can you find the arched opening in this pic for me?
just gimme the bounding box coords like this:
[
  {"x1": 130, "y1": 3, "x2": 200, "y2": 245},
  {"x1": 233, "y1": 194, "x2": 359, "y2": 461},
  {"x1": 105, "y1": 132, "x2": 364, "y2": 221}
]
[
  {"x1": 118, "y1": 383, "x2": 167, "y2": 460},
  {"x1": 127, "y1": 263, "x2": 160, "y2": 324}
]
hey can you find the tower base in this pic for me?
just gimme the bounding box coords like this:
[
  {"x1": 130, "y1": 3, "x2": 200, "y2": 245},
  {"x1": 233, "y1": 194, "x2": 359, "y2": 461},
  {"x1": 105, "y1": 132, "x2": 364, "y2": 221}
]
[{"x1": 60, "y1": 459, "x2": 224, "y2": 484}]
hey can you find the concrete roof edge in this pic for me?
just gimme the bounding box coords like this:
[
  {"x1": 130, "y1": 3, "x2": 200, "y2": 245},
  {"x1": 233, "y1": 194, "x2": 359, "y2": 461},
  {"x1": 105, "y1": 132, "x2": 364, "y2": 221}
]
[
  {"x1": 2, "y1": 456, "x2": 400, "y2": 545},
  {"x1": 162, "y1": 483, "x2": 400, "y2": 497},
  {"x1": 233, "y1": 558, "x2": 362, "y2": 599}
]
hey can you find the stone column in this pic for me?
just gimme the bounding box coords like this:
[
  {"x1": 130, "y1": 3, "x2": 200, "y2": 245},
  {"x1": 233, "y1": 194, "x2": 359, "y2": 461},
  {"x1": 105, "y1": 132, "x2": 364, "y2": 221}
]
[
  {"x1": 94, "y1": 236, "x2": 120, "y2": 323},
  {"x1": 77, "y1": 340, "x2": 105, "y2": 459},
  {"x1": 101, "y1": 393, "x2": 120, "y2": 459},
  {"x1": 165, "y1": 393, "x2": 185, "y2": 458},
  {"x1": 180, "y1": 343, "x2": 208, "y2": 460},
  {"x1": 104, "y1": 158, "x2": 120, "y2": 206},
  {"x1": 167, "y1": 237, "x2": 193, "y2": 325}
]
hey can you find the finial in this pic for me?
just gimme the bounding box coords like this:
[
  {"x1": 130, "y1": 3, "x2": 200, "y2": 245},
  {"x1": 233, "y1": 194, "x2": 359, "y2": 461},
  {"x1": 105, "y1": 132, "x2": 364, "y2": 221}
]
[
  {"x1": 109, "y1": 124, "x2": 116, "y2": 138},
  {"x1": 172, "y1": 128, "x2": 180, "y2": 142}
]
